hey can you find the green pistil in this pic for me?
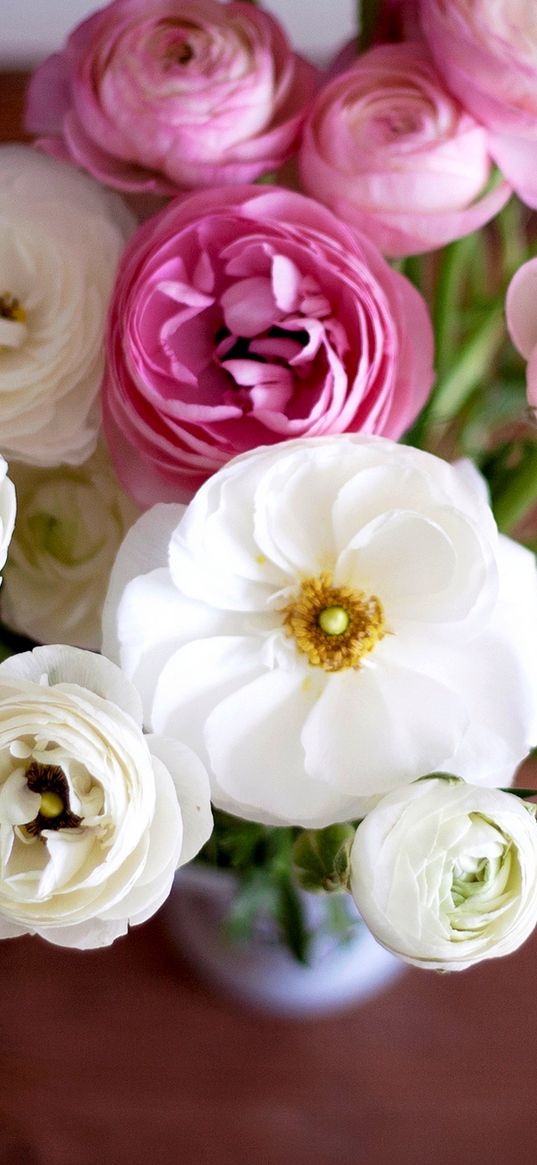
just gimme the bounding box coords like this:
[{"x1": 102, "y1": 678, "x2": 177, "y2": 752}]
[{"x1": 317, "y1": 606, "x2": 350, "y2": 636}]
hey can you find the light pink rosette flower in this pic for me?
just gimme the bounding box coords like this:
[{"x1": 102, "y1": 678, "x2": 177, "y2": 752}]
[
  {"x1": 25, "y1": 0, "x2": 316, "y2": 195},
  {"x1": 102, "y1": 185, "x2": 434, "y2": 505},
  {"x1": 506, "y1": 258, "x2": 537, "y2": 409},
  {"x1": 421, "y1": 0, "x2": 537, "y2": 209},
  {"x1": 299, "y1": 43, "x2": 511, "y2": 258}
]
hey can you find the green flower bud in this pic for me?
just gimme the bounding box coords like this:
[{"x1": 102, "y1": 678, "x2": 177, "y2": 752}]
[{"x1": 293, "y1": 823, "x2": 356, "y2": 893}]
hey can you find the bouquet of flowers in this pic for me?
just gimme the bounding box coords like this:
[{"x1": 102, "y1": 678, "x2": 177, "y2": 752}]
[{"x1": 0, "y1": 0, "x2": 537, "y2": 978}]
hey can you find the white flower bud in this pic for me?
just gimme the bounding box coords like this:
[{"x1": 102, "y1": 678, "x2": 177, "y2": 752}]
[{"x1": 350, "y1": 777, "x2": 537, "y2": 970}]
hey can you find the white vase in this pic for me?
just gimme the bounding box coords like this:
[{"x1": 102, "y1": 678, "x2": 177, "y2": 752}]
[{"x1": 163, "y1": 864, "x2": 403, "y2": 1017}]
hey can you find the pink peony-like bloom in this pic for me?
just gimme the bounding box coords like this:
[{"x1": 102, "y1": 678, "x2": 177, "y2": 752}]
[
  {"x1": 25, "y1": 0, "x2": 316, "y2": 195},
  {"x1": 506, "y1": 258, "x2": 537, "y2": 409},
  {"x1": 102, "y1": 184, "x2": 435, "y2": 505},
  {"x1": 299, "y1": 42, "x2": 511, "y2": 258},
  {"x1": 420, "y1": 0, "x2": 537, "y2": 210}
]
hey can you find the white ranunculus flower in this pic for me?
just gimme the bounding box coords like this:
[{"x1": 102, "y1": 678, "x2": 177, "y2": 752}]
[
  {"x1": 0, "y1": 146, "x2": 133, "y2": 465},
  {"x1": 102, "y1": 434, "x2": 537, "y2": 828},
  {"x1": 1, "y1": 445, "x2": 139, "y2": 649},
  {"x1": 0, "y1": 645, "x2": 213, "y2": 948},
  {"x1": 350, "y1": 776, "x2": 537, "y2": 971},
  {"x1": 0, "y1": 457, "x2": 16, "y2": 577}
]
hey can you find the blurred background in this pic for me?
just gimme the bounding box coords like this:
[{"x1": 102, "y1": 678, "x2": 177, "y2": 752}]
[
  {"x1": 2, "y1": 5, "x2": 537, "y2": 1163},
  {"x1": 0, "y1": 0, "x2": 356, "y2": 66}
]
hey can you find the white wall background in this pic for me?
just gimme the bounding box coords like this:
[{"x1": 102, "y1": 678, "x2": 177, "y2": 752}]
[{"x1": 0, "y1": 0, "x2": 357, "y2": 66}]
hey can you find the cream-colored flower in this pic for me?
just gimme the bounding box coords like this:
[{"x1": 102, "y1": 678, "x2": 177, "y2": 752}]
[
  {"x1": 0, "y1": 645, "x2": 212, "y2": 948},
  {"x1": 0, "y1": 145, "x2": 133, "y2": 465},
  {"x1": 0, "y1": 457, "x2": 16, "y2": 578},
  {"x1": 350, "y1": 776, "x2": 537, "y2": 970},
  {"x1": 103, "y1": 435, "x2": 537, "y2": 828},
  {"x1": 1, "y1": 446, "x2": 139, "y2": 649}
]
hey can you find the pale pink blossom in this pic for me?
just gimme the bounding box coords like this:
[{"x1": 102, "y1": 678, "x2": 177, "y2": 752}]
[
  {"x1": 299, "y1": 42, "x2": 511, "y2": 258},
  {"x1": 506, "y1": 258, "x2": 537, "y2": 408},
  {"x1": 25, "y1": 0, "x2": 316, "y2": 195},
  {"x1": 421, "y1": 0, "x2": 537, "y2": 209},
  {"x1": 102, "y1": 185, "x2": 434, "y2": 505}
]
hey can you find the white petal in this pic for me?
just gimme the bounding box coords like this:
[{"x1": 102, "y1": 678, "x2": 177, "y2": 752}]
[
  {"x1": 252, "y1": 444, "x2": 364, "y2": 577},
  {"x1": 0, "y1": 645, "x2": 143, "y2": 726},
  {"x1": 331, "y1": 462, "x2": 430, "y2": 553},
  {"x1": 0, "y1": 914, "x2": 29, "y2": 939},
  {"x1": 147, "y1": 737, "x2": 212, "y2": 867},
  {"x1": 441, "y1": 631, "x2": 537, "y2": 785},
  {"x1": 302, "y1": 662, "x2": 469, "y2": 810},
  {"x1": 205, "y1": 668, "x2": 356, "y2": 825},
  {"x1": 102, "y1": 502, "x2": 186, "y2": 660},
  {"x1": 170, "y1": 469, "x2": 284, "y2": 612},
  {"x1": 0, "y1": 770, "x2": 40, "y2": 825},
  {"x1": 34, "y1": 916, "x2": 129, "y2": 949},
  {"x1": 110, "y1": 567, "x2": 228, "y2": 720},
  {"x1": 335, "y1": 507, "x2": 496, "y2": 625},
  {"x1": 152, "y1": 637, "x2": 265, "y2": 764},
  {"x1": 38, "y1": 830, "x2": 96, "y2": 897},
  {"x1": 99, "y1": 756, "x2": 183, "y2": 922}
]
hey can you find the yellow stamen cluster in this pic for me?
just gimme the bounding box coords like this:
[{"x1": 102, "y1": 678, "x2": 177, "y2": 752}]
[{"x1": 282, "y1": 573, "x2": 386, "y2": 672}]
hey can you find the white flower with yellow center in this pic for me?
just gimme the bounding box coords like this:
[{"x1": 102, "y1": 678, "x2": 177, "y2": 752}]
[
  {"x1": 350, "y1": 777, "x2": 537, "y2": 970},
  {"x1": 103, "y1": 435, "x2": 537, "y2": 828},
  {"x1": 0, "y1": 645, "x2": 212, "y2": 948},
  {"x1": 0, "y1": 145, "x2": 133, "y2": 465}
]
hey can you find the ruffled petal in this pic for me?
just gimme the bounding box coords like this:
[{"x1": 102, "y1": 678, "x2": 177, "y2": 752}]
[
  {"x1": 152, "y1": 636, "x2": 266, "y2": 765},
  {"x1": 205, "y1": 667, "x2": 356, "y2": 826},
  {"x1": 0, "y1": 645, "x2": 144, "y2": 727},
  {"x1": 146, "y1": 737, "x2": 212, "y2": 867},
  {"x1": 301, "y1": 662, "x2": 469, "y2": 811}
]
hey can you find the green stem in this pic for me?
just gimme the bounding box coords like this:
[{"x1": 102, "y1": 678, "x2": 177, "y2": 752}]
[
  {"x1": 492, "y1": 444, "x2": 537, "y2": 533},
  {"x1": 407, "y1": 299, "x2": 505, "y2": 449},
  {"x1": 358, "y1": 0, "x2": 381, "y2": 52},
  {"x1": 400, "y1": 253, "x2": 424, "y2": 293},
  {"x1": 497, "y1": 196, "x2": 532, "y2": 280},
  {"x1": 429, "y1": 301, "x2": 505, "y2": 423},
  {"x1": 433, "y1": 235, "x2": 479, "y2": 381}
]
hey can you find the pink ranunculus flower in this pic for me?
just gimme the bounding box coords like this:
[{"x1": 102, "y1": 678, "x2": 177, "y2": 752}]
[
  {"x1": 25, "y1": 0, "x2": 316, "y2": 195},
  {"x1": 506, "y1": 258, "x2": 537, "y2": 409},
  {"x1": 102, "y1": 185, "x2": 435, "y2": 506},
  {"x1": 420, "y1": 0, "x2": 537, "y2": 210},
  {"x1": 299, "y1": 42, "x2": 511, "y2": 258}
]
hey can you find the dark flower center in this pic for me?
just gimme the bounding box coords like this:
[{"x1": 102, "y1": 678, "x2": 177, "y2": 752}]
[
  {"x1": 175, "y1": 42, "x2": 193, "y2": 63},
  {"x1": 0, "y1": 294, "x2": 25, "y2": 323},
  {"x1": 24, "y1": 760, "x2": 82, "y2": 836}
]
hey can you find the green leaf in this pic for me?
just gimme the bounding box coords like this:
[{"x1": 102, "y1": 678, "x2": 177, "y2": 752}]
[
  {"x1": 276, "y1": 873, "x2": 310, "y2": 965},
  {"x1": 489, "y1": 442, "x2": 537, "y2": 533}
]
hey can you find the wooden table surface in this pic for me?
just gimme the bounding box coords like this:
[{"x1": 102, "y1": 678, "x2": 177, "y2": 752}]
[{"x1": 1, "y1": 71, "x2": 537, "y2": 1165}]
